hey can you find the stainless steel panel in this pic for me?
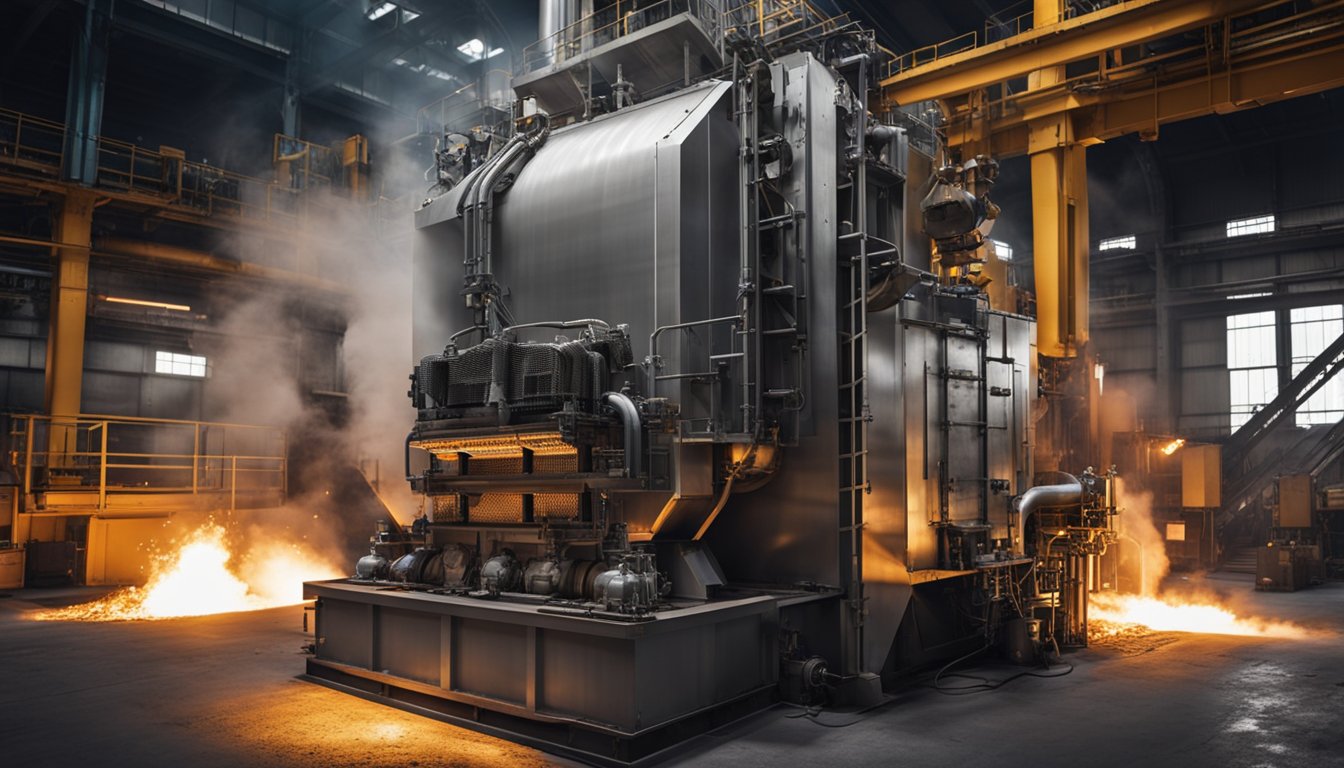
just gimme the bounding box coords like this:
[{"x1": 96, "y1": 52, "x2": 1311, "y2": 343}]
[
  {"x1": 702, "y1": 55, "x2": 840, "y2": 587},
  {"x1": 414, "y1": 81, "x2": 740, "y2": 440}
]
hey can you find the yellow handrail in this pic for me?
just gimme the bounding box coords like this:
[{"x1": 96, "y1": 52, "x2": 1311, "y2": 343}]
[{"x1": 3, "y1": 413, "x2": 288, "y2": 512}]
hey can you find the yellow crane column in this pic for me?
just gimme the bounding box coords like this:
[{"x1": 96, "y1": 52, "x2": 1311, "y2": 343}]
[
  {"x1": 44, "y1": 189, "x2": 96, "y2": 457},
  {"x1": 1028, "y1": 0, "x2": 1089, "y2": 358},
  {"x1": 1029, "y1": 117, "x2": 1089, "y2": 358}
]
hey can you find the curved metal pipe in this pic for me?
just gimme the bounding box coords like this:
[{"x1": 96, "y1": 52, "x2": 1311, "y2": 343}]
[
  {"x1": 404, "y1": 430, "x2": 417, "y2": 481},
  {"x1": 1015, "y1": 482, "x2": 1082, "y2": 549},
  {"x1": 504, "y1": 318, "x2": 611, "y2": 334},
  {"x1": 602, "y1": 391, "x2": 641, "y2": 478},
  {"x1": 479, "y1": 125, "x2": 549, "y2": 284},
  {"x1": 472, "y1": 139, "x2": 527, "y2": 267},
  {"x1": 458, "y1": 134, "x2": 527, "y2": 305}
]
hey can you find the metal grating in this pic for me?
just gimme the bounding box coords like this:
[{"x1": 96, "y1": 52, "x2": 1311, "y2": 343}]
[
  {"x1": 472, "y1": 493, "x2": 525, "y2": 523},
  {"x1": 533, "y1": 453, "x2": 579, "y2": 473},
  {"x1": 431, "y1": 494, "x2": 463, "y2": 523},
  {"x1": 470, "y1": 457, "x2": 524, "y2": 475},
  {"x1": 534, "y1": 493, "x2": 581, "y2": 519}
]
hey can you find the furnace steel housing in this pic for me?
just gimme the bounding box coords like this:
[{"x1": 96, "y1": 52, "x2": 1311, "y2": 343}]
[{"x1": 305, "y1": 50, "x2": 1048, "y2": 764}]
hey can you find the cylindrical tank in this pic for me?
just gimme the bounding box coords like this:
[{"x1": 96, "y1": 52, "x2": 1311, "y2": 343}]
[
  {"x1": 480, "y1": 550, "x2": 523, "y2": 593},
  {"x1": 355, "y1": 552, "x2": 389, "y2": 580},
  {"x1": 389, "y1": 548, "x2": 445, "y2": 584},
  {"x1": 441, "y1": 543, "x2": 476, "y2": 587}
]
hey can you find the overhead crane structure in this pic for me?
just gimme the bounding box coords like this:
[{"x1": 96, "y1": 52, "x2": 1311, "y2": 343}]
[{"x1": 881, "y1": 0, "x2": 1344, "y2": 360}]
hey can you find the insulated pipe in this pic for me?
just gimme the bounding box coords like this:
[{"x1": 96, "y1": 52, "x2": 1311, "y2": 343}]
[
  {"x1": 602, "y1": 391, "x2": 641, "y2": 478},
  {"x1": 403, "y1": 430, "x2": 416, "y2": 481},
  {"x1": 459, "y1": 135, "x2": 525, "y2": 301},
  {"x1": 1015, "y1": 481, "x2": 1082, "y2": 549},
  {"x1": 478, "y1": 125, "x2": 549, "y2": 294},
  {"x1": 93, "y1": 237, "x2": 345, "y2": 293}
]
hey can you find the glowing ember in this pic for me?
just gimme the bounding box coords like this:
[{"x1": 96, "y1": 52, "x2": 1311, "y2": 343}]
[
  {"x1": 1159, "y1": 438, "x2": 1185, "y2": 456},
  {"x1": 1090, "y1": 593, "x2": 1307, "y2": 639},
  {"x1": 32, "y1": 524, "x2": 342, "y2": 621}
]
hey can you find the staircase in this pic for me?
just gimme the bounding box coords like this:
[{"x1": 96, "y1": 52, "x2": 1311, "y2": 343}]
[{"x1": 1221, "y1": 546, "x2": 1260, "y2": 574}]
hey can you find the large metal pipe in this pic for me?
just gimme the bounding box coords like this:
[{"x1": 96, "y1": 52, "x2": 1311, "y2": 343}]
[
  {"x1": 1015, "y1": 481, "x2": 1082, "y2": 547},
  {"x1": 602, "y1": 391, "x2": 641, "y2": 478},
  {"x1": 93, "y1": 236, "x2": 345, "y2": 293}
]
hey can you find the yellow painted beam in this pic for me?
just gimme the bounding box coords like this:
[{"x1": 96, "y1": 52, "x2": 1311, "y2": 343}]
[
  {"x1": 1030, "y1": 118, "x2": 1089, "y2": 358},
  {"x1": 882, "y1": 0, "x2": 1266, "y2": 106},
  {"x1": 942, "y1": 30, "x2": 1344, "y2": 156},
  {"x1": 44, "y1": 190, "x2": 96, "y2": 421}
]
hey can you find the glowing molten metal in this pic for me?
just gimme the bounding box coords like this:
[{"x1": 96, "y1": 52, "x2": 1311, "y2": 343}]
[
  {"x1": 32, "y1": 524, "x2": 342, "y2": 621},
  {"x1": 1090, "y1": 593, "x2": 1307, "y2": 638}
]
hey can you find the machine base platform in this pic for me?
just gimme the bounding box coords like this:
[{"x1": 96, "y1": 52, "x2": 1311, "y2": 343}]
[{"x1": 303, "y1": 579, "x2": 789, "y2": 764}]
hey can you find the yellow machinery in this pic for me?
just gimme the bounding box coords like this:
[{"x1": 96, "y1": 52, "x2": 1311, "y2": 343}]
[{"x1": 272, "y1": 133, "x2": 370, "y2": 198}]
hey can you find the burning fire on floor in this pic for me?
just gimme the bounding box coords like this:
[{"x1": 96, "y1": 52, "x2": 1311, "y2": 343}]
[
  {"x1": 1083, "y1": 476, "x2": 1311, "y2": 644},
  {"x1": 1089, "y1": 592, "x2": 1309, "y2": 640},
  {"x1": 32, "y1": 523, "x2": 343, "y2": 621}
]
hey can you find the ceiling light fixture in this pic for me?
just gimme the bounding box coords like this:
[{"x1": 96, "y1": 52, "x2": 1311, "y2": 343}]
[
  {"x1": 366, "y1": 2, "x2": 397, "y2": 21},
  {"x1": 104, "y1": 296, "x2": 191, "y2": 312}
]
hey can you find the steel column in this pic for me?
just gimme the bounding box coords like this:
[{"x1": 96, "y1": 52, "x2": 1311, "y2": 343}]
[
  {"x1": 62, "y1": 0, "x2": 114, "y2": 185},
  {"x1": 44, "y1": 190, "x2": 95, "y2": 424},
  {"x1": 1029, "y1": 118, "x2": 1088, "y2": 358}
]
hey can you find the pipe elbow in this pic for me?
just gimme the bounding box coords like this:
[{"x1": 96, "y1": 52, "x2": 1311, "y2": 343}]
[
  {"x1": 1016, "y1": 482, "x2": 1083, "y2": 549},
  {"x1": 602, "y1": 392, "x2": 642, "y2": 479}
]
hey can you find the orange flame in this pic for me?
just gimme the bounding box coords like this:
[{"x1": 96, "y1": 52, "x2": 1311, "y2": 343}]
[
  {"x1": 1159, "y1": 438, "x2": 1186, "y2": 456},
  {"x1": 32, "y1": 524, "x2": 342, "y2": 621},
  {"x1": 1090, "y1": 593, "x2": 1308, "y2": 638}
]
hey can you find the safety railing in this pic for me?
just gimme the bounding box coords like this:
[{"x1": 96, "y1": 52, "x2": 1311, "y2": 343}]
[
  {"x1": 927, "y1": 0, "x2": 1344, "y2": 138},
  {"x1": 521, "y1": 0, "x2": 724, "y2": 73},
  {"x1": 646, "y1": 315, "x2": 748, "y2": 436},
  {"x1": 721, "y1": 0, "x2": 860, "y2": 48},
  {"x1": 273, "y1": 133, "x2": 339, "y2": 192},
  {"x1": 0, "y1": 106, "x2": 323, "y2": 228},
  {"x1": 883, "y1": 3, "x2": 1064, "y2": 78},
  {"x1": 3, "y1": 413, "x2": 286, "y2": 513},
  {"x1": 416, "y1": 76, "x2": 515, "y2": 136}
]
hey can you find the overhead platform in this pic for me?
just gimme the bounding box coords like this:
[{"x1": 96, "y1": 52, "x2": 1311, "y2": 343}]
[{"x1": 514, "y1": 7, "x2": 724, "y2": 116}]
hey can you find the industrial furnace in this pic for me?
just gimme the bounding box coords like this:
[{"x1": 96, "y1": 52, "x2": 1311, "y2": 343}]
[{"x1": 304, "y1": 6, "x2": 1114, "y2": 763}]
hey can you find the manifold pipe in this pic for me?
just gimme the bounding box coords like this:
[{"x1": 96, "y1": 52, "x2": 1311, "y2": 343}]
[
  {"x1": 478, "y1": 125, "x2": 549, "y2": 287},
  {"x1": 602, "y1": 392, "x2": 641, "y2": 479},
  {"x1": 1015, "y1": 482, "x2": 1083, "y2": 550},
  {"x1": 458, "y1": 135, "x2": 524, "y2": 289}
]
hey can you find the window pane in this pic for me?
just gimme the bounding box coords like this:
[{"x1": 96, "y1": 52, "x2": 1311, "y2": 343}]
[
  {"x1": 1290, "y1": 305, "x2": 1343, "y2": 426},
  {"x1": 155, "y1": 350, "x2": 207, "y2": 378},
  {"x1": 1227, "y1": 214, "x2": 1276, "y2": 237},
  {"x1": 1227, "y1": 310, "x2": 1279, "y2": 433}
]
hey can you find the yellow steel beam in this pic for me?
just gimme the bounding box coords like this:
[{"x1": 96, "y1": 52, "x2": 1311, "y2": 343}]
[
  {"x1": 43, "y1": 189, "x2": 96, "y2": 475},
  {"x1": 946, "y1": 39, "x2": 1344, "y2": 156},
  {"x1": 1030, "y1": 120, "x2": 1089, "y2": 358},
  {"x1": 44, "y1": 189, "x2": 96, "y2": 421},
  {"x1": 881, "y1": 0, "x2": 1266, "y2": 106}
]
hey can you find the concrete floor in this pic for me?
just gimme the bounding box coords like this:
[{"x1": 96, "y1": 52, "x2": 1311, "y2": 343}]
[{"x1": 1, "y1": 574, "x2": 1340, "y2": 768}]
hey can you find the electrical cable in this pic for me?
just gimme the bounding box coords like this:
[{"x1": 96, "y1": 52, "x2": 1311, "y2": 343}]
[
  {"x1": 925, "y1": 643, "x2": 1074, "y2": 696},
  {"x1": 779, "y1": 697, "x2": 894, "y2": 729}
]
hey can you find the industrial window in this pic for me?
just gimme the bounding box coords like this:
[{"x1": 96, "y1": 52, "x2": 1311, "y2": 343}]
[
  {"x1": 1226, "y1": 214, "x2": 1275, "y2": 237},
  {"x1": 1290, "y1": 305, "x2": 1344, "y2": 426},
  {"x1": 1227, "y1": 311, "x2": 1278, "y2": 432},
  {"x1": 1228, "y1": 292, "x2": 1272, "y2": 300},
  {"x1": 155, "y1": 351, "x2": 207, "y2": 378},
  {"x1": 1098, "y1": 235, "x2": 1136, "y2": 251},
  {"x1": 990, "y1": 239, "x2": 1012, "y2": 260}
]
